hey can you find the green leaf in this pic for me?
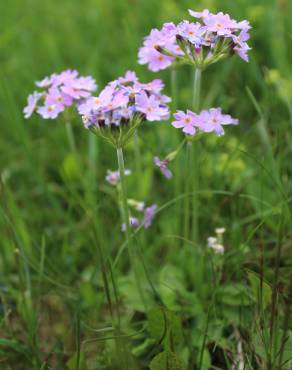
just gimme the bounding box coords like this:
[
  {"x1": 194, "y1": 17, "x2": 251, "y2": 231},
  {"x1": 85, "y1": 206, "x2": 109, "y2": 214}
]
[
  {"x1": 148, "y1": 306, "x2": 167, "y2": 342},
  {"x1": 159, "y1": 264, "x2": 186, "y2": 310},
  {"x1": 216, "y1": 284, "x2": 253, "y2": 306},
  {"x1": 199, "y1": 349, "x2": 211, "y2": 370},
  {"x1": 166, "y1": 310, "x2": 183, "y2": 346},
  {"x1": 150, "y1": 351, "x2": 186, "y2": 370}
]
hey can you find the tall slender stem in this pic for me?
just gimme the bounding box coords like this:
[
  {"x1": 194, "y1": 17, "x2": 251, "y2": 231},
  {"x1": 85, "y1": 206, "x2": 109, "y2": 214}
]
[
  {"x1": 88, "y1": 134, "x2": 97, "y2": 177},
  {"x1": 65, "y1": 121, "x2": 76, "y2": 152},
  {"x1": 171, "y1": 67, "x2": 178, "y2": 111},
  {"x1": 184, "y1": 68, "x2": 202, "y2": 241},
  {"x1": 192, "y1": 68, "x2": 201, "y2": 112},
  {"x1": 116, "y1": 147, "x2": 146, "y2": 309},
  {"x1": 184, "y1": 141, "x2": 192, "y2": 240},
  {"x1": 117, "y1": 147, "x2": 131, "y2": 241},
  {"x1": 192, "y1": 69, "x2": 201, "y2": 242},
  {"x1": 134, "y1": 130, "x2": 142, "y2": 194}
]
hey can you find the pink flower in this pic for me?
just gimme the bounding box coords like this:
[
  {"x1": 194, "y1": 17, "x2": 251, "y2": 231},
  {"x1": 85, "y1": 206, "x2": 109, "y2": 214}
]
[
  {"x1": 24, "y1": 69, "x2": 97, "y2": 120},
  {"x1": 139, "y1": 10, "x2": 251, "y2": 70},
  {"x1": 144, "y1": 204, "x2": 157, "y2": 229},
  {"x1": 136, "y1": 91, "x2": 169, "y2": 121},
  {"x1": 203, "y1": 12, "x2": 238, "y2": 35},
  {"x1": 177, "y1": 21, "x2": 205, "y2": 44},
  {"x1": 121, "y1": 217, "x2": 140, "y2": 232},
  {"x1": 118, "y1": 71, "x2": 138, "y2": 84},
  {"x1": 45, "y1": 86, "x2": 73, "y2": 107},
  {"x1": 79, "y1": 72, "x2": 171, "y2": 134},
  {"x1": 198, "y1": 108, "x2": 239, "y2": 136},
  {"x1": 61, "y1": 77, "x2": 95, "y2": 99},
  {"x1": 138, "y1": 48, "x2": 174, "y2": 72},
  {"x1": 37, "y1": 104, "x2": 64, "y2": 119},
  {"x1": 172, "y1": 110, "x2": 199, "y2": 136},
  {"x1": 23, "y1": 92, "x2": 44, "y2": 118},
  {"x1": 188, "y1": 9, "x2": 210, "y2": 19},
  {"x1": 154, "y1": 157, "x2": 173, "y2": 179}
]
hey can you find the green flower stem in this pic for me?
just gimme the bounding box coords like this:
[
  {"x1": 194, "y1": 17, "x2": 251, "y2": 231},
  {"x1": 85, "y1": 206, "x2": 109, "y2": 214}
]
[
  {"x1": 88, "y1": 134, "x2": 98, "y2": 187},
  {"x1": 116, "y1": 147, "x2": 146, "y2": 309},
  {"x1": 184, "y1": 68, "x2": 201, "y2": 242},
  {"x1": 184, "y1": 140, "x2": 193, "y2": 240},
  {"x1": 134, "y1": 130, "x2": 143, "y2": 195},
  {"x1": 171, "y1": 67, "x2": 178, "y2": 111},
  {"x1": 65, "y1": 120, "x2": 76, "y2": 152},
  {"x1": 192, "y1": 68, "x2": 201, "y2": 112}
]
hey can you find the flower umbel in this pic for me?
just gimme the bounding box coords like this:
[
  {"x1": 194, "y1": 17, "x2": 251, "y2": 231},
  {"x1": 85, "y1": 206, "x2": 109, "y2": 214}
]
[
  {"x1": 78, "y1": 71, "x2": 170, "y2": 148},
  {"x1": 24, "y1": 69, "x2": 97, "y2": 119},
  {"x1": 138, "y1": 9, "x2": 251, "y2": 71}
]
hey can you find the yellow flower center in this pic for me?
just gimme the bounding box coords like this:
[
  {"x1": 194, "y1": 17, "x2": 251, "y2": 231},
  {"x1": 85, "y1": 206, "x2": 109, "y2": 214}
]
[
  {"x1": 185, "y1": 117, "x2": 191, "y2": 123},
  {"x1": 147, "y1": 107, "x2": 152, "y2": 113}
]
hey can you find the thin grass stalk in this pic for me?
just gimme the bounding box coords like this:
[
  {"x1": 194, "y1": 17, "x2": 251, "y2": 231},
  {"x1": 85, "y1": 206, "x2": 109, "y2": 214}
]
[
  {"x1": 198, "y1": 306, "x2": 211, "y2": 370},
  {"x1": 75, "y1": 310, "x2": 81, "y2": 370},
  {"x1": 277, "y1": 279, "x2": 292, "y2": 369},
  {"x1": 92, "y1": 221, "x2": 129, "y2": 370},
  {"x1": 269, "y1": 212, "x2": 285, "y2": 369}
]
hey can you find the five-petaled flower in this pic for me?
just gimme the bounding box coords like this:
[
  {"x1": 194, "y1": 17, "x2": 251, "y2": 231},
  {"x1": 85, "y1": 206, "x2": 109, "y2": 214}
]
[{"x1": 172, "y1": 110, "x2": 200, "y2": 135}]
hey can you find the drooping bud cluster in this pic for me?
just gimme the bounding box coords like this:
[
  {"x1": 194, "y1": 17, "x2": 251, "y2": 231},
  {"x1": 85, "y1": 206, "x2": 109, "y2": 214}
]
[
  {"x1": 77, "y1": 71, "x2": 171, "y2": 147},
  {"x1": 138, "y1": 9, "x2": 251, "y2": 72},
  {"x1": 23, "y1": 70, "x2": 97, "y2": 119}
]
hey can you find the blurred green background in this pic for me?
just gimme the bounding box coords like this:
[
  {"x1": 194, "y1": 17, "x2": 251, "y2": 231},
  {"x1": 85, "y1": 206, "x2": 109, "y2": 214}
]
[{"x1": 0, "y1": 0, "x2": 292, "y2": 369}]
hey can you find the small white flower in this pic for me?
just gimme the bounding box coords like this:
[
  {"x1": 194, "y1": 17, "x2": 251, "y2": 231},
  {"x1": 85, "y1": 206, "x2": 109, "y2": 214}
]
[
  {"x1": 215, "y1": 227, "x2": 226, "y2": 235},
  {"x1": 207, "y1": 237, "x2": 217, "y2": 247}
]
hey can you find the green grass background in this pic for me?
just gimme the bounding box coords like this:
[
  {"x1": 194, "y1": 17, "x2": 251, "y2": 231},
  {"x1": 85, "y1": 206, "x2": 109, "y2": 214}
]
[{"x1": 0, "y1": 0, "x2": 292, "y2": 369}]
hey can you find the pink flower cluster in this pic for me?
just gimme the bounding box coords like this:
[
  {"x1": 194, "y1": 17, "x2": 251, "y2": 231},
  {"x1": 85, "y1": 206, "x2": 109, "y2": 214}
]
[
  {"x1": 78, "y1": 71, "x2": 170, "y2": 129},
  {"x1": 23, "y1": 70, "x2": 97, "y2": 119},
  {"x1": 138, "y1": 9, "x2": 251, "y2": 71},
  {"x1": 172, "y1": 108, "x2": 239, "y2": 137}
]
